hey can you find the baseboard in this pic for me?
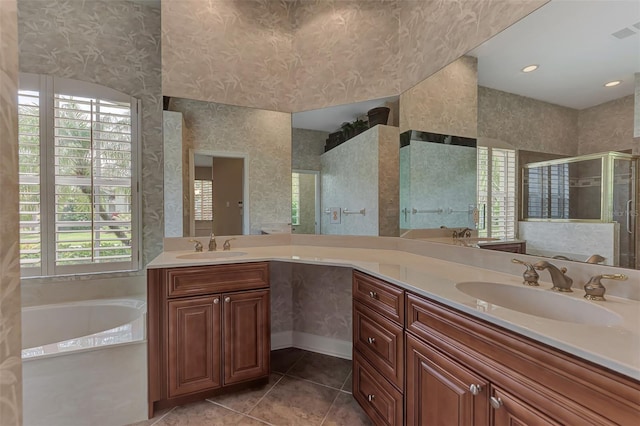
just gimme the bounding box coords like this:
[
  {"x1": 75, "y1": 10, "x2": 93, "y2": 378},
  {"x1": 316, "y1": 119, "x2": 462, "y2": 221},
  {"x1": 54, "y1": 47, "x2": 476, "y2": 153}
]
[
  {"x1": 271, "y1": 331, "x2": 293, "y2": 350},
  {"x1": 271, "y1": 330, "x2": 352, "y2": 360}
]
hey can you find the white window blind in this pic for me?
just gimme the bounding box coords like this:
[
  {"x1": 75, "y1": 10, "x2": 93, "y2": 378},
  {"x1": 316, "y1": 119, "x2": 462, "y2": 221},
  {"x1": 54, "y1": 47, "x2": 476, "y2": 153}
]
[
  {"x1": 18, "y1": 73, "x2": 140, "y2": 277},
  {"x1": 194, "y1": 180, "x2": 213, "y2": 221},
  {"x1": 291, "y1": 172, "x2": 300, "y2": 226},
  {"x1": 478, "y1": 147, "x2": 516, "y2": 239}
]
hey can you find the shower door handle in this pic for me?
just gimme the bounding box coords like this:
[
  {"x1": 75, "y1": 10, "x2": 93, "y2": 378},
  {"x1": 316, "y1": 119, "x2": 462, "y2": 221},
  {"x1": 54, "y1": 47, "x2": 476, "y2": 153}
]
[{"x1": 627, "y1": 200, "x2": 633, "y2": 234}]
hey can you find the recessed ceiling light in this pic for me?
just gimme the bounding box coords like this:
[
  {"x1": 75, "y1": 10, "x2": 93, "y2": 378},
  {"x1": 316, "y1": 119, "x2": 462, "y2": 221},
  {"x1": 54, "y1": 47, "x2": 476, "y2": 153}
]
[
  {"x1": 604, "y1": 80, "x2": 622, "y2": 88},
  {"x1": 521, "y1": 65, "x2": 538, "y2": 73}
]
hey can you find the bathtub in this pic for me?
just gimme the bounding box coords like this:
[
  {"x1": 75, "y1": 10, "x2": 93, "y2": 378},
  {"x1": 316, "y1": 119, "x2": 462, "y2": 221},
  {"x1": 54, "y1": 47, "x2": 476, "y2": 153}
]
[{"x1": 22, "y1": 298, "x2": 148, "y2": 426}]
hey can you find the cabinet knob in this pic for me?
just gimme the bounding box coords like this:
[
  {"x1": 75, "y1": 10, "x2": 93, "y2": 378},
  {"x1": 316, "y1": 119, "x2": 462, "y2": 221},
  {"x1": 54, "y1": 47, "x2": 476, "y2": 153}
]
[
  {"x1": 367, "y1": 337, "x2": 376, "y2": 344},
  {"x1": 490, "y1": 396, "x2": 503, "y2": 409},
  {"x1": 368, "y1": 291, "x2": 377, "y2": 299},
  {"x1": 213, "y1": 298, "x2": 219, "y2": 304},
  {"x1": 224, "y1": 297, "x2": 231, "y2": 303},
  {"x1": 469, "y1": 384, "x2": 482, "y2": 395},
  {"x1": 367, "y1": 394, "x2": 375, "y2": 402}
]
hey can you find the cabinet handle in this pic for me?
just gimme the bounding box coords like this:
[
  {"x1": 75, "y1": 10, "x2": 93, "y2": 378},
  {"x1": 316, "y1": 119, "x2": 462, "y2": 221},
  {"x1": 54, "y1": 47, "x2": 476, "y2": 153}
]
[
  {"x1": 490, "y1": 396, "x2": 503, "y2": 409},
  {"x1": 367, "y1": 337, "x2": 376, "y2": 344},
  {"x1": 469, "y1": 384, "x2": 482, "y2": 395},
  {"x1": 213, "y1": 298, "x2": 219, "y2": 304},
  {"x1": 367, "y1": 394, "x2": 375, "y2": 402},
  {"x1": 368, "y1": 291, "x2": 377, "y2": 299},
  {"x1": 224, "y1": 297, "x2": 231, "y2": 303}
]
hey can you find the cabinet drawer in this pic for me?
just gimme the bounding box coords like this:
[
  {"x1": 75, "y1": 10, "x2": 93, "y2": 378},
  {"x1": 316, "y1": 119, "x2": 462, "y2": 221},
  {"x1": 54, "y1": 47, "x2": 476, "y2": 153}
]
[
  {"x1": 353, "y1": 271, "x2": 404, "y2": 325},
  {"x1": 354, "y1": 301, "x2": 403, "y2": 390},
  {"x1": 353, "y1": 351, "x2": 403, "y2": 426},
  {"x1": 166, "y1": 262, "x2": 269, "y2": 298}
]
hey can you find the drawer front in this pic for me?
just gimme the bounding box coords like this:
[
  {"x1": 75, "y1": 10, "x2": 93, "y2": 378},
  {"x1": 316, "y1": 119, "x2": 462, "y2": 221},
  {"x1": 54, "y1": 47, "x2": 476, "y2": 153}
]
[
  {"x1": 353, "y1": 351, "x2": 403, "y2": 426},
  {"x1": 166, "y1": 262, "x2": 269, "y2": 298},
  {"x1": 353, "y1": 271, "x2": 404, "y2": 325},
  {"x1": 354, "y1": 301, "x2": 403, "y2": 390}
]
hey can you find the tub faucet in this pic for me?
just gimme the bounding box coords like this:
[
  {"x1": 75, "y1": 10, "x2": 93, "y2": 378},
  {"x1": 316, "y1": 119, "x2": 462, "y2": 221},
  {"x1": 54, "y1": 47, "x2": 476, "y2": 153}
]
[
  {"x1": 208, "y1": 233, "x2": 217, "y2": 251},
  {"x1": 533, "y1": 261, "x2": 573, "y2": 292},
  {"x1": 223, "y1": 238, "x2": 236, "y2": 251},
  {"x1": 453, "y1": 228, "x2": 471, "y2": 239},
  {"x1": 585, "y1": 254, "x2": 605, "y2": 264},
  {"x1": 189, "y1": 239, "x2": 203, "y2": 252}
]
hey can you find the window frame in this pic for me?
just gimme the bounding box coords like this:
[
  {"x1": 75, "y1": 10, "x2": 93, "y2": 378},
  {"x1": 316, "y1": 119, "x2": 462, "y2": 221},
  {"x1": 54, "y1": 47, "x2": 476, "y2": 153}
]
[
  {"x1": 477, "y1": 146, "x2": 517, "y2": 240},
  {"x1": 19, "y1": 73, "x2": 141, "y2": 278}
]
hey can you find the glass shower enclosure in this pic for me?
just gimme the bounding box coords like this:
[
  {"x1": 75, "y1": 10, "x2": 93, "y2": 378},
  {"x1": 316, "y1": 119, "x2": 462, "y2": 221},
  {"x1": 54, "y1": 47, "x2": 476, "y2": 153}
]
[{"x1": 522, "y1": 151, "x2": 638, "y2": 269}]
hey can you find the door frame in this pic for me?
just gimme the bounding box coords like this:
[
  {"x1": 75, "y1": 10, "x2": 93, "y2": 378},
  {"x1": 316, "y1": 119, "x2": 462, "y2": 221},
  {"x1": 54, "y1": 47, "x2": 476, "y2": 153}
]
[
  {"x1": 189, "y1": 149, "x2": 250, "y2": 236},
  {"x1": 293, "y1": 169, "x2": 321, "y2": 234}
]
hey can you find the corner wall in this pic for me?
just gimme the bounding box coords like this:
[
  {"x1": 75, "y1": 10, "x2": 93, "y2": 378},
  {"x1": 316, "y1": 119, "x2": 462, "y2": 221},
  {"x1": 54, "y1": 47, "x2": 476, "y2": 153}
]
[{"x1": 0, "y1": 0, "x2": 22, "y2": 423}]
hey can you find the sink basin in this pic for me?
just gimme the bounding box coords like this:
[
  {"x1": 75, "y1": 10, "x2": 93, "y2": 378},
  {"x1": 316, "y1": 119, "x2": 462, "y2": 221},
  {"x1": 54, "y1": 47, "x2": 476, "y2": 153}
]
[
  {"x1": 177, "y1": 251, "x2": 247, "y2": 260},
  {"x1": 455, "y1": 281, "x2": 622, "y2": 326}
]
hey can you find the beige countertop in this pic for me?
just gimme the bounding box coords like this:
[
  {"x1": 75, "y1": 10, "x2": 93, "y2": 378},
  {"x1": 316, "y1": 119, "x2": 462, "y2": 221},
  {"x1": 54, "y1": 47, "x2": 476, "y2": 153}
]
[{"x1": 148, "y1": 242, "x2": 640, "y2": 381}]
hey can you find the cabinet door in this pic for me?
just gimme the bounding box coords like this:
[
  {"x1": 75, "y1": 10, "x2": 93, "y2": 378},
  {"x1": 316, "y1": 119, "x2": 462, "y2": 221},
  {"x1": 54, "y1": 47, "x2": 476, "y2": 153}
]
[
  {"x1": 223, "y1": 289, "x2": 270, "y2": 385},
  {"x1": 491, "y1": 386, "x2": 561, "y2": 426},
  {"x1": 406, "y1": 333, "x2": 489, "y2": 426},
  {"x1": 168, "y1": 296, "x2": 221, "y2": 398}
]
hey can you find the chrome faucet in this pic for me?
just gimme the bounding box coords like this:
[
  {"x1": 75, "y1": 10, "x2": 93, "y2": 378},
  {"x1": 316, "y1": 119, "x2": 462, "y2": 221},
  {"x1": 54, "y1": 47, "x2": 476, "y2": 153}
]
[
  {"x1": 189, "y1": 239, "x2": 203, "y2": 252},
  {"x1": 583, "y1": 273, "x2": 627, "y2": 301},
  {"x1": 208, "y1": 233, "x2": 217, "y2": 251},
  {"x1": 453, "y1": 228, "x2": 472, "y2": 239},
  {"x1": 223, "y1": 238, "x2": 235, "y2": 251},
  {"x1": 585, "y1": 254, "x2": 605, "y2": 264},
  {"x1": 533, "y1": 261, "x2": 573, "y2": 292}
]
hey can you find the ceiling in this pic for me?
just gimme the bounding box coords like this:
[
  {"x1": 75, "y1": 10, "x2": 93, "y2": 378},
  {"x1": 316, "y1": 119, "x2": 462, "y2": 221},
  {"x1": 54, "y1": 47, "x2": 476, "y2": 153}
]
[
  {"x1": 470, "y1": 0, "x2": 640, "y2": 110},
  {"x1": 292, "y1": 96, "x2": 398, "y2": 133}
]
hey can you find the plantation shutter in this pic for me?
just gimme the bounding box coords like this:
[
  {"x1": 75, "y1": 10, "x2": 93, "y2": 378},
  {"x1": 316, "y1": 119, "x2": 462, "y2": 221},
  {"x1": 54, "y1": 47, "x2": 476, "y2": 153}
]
[
  {"x1": 18, "y1": 84, "x2": 43, "y2": 270},
  {"x1": 194, "y1": 180, "x2": 213, "y2": 221},
  {"x1": 478, "y1": 147, "x2": 516, "y2": 239},
  {"x1": 18, "y1": 73, "x2": 140, "y2": 277}
]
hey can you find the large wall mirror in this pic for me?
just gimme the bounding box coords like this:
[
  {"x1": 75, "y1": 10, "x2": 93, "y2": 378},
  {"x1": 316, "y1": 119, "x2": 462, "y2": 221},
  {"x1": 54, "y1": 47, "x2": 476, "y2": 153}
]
[
  {"x1": 161, "y1": 0, "x2": 639, "y2": 270},
  {"x1": 400, "y1": 0, "x2": 639, "y2": 269}
]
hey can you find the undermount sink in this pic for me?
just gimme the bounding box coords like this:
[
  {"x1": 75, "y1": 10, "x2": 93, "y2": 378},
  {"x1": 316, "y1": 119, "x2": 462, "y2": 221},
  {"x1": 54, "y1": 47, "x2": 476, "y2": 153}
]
[
  {"x1": 177, "y1": 251, "x2": 247, "y2": 260},
  {"x1": 455, "y1": 281, "x2": 622, "y2": 326}
]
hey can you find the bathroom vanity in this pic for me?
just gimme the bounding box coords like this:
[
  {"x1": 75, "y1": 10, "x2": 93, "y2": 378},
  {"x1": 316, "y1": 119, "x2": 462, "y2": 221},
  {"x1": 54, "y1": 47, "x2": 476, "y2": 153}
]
[
  {"x1": 146, "y1": 262, "x2": 270, "y2": 416},
  {"x1": 146, "y1": 239, "x2": 640, "y2": 424}
]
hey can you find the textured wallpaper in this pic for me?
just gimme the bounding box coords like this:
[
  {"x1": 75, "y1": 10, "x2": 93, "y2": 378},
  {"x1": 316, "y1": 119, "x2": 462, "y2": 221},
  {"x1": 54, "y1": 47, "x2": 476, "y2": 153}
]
[
  {"x1": 377, "y1": 125, "x2": 400, "y2": 237},
  {"x1": 0, "y1": 0, "x2": 22, "y2": 423},
  {"x1": 162, "y1": 0, "x2": 294, "y2": 112},
  {"x1": 478, "y1": 86, "x2": 579, "y2": 155},
  {"x1": 291, "y1": 128, "x2": 327, "y2": 171},
  {"x1": 18, "y1": 0, "x2": 163, "y2": 265},
  {"x1": 296, "y1": 173, "x2": 317, "y2": 235},
  {"x1": 290, "y1": 0, "x2": 400, "y2": 112},
  {"x1": 162, "y1": 0, "x2": 545, "y2": 113},
  {"x1": 169, "y1": 98, "x2": 292, "y2": 234},
  {"x1": 399, "y1": 56, "x2": 478, "y2": 136},
  {"x1": 321, "y1": 128, "x2": 380, "y2": 236},
  {"x1": 577, "y1": 95, "x2": 635, "y2": 155},
  {"x1": 163, "y1": 111, "x2": 184, "y2": 238},
  {"x1": 398, "y1": 0, "x2": 548, "y2": 93},
  {"x1": 635, "y1": 74, "x2": 640, "y2": 139}
]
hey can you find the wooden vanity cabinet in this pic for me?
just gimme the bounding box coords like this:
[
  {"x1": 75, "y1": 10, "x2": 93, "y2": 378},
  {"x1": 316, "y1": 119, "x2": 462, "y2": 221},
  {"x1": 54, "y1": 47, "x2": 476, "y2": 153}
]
[
  {"x1": 405, "y1": 292, "x2": 640, "y2": 426},
  {"x1": 353, "y1": 271, "x2": 405, "y2": 425},
  {"x1": 147, "y1": 262, "x2": 270, "y2": 416}
]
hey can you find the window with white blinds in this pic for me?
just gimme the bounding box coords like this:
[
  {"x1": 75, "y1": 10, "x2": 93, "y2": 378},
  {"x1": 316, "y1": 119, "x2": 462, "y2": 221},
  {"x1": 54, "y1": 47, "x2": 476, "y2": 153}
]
[
  {"x1": 193, "y1": 180, "x2": 213, "y2": 221},
  {"x1": 18, "y1": 74, "x2": 140, "y2": 277},
  {"x1": 291, "y1": 173, "x2": 300, "y2": 226},
  {"x1": 477, "y1": 147, "x2": 516, "y2": 240}
]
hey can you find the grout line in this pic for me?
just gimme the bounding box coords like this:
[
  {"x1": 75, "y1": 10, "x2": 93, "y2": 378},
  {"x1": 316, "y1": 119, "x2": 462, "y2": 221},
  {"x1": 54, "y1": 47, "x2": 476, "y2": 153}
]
[
  {"x1": 339, "y1": 370, "x2": 352, "y2": 393},
  {"x1": 148, "y1": 406, "x2": 176, "y2": 426},
  {"x1": 283, "y1": 373, "x2": 346, "y2": 392},
  {"x1": 320, "y1": 389, "x2": 342, "y2": 426},
  {"x1": 205, "y1": 399, "x2": 276, "y2": 426},
  {"x1": 282, "y1": 350, "x2": 308, "y2": 375},
  {"x1": 244, "y1": 373, "x2": 286, "y2": 415}
]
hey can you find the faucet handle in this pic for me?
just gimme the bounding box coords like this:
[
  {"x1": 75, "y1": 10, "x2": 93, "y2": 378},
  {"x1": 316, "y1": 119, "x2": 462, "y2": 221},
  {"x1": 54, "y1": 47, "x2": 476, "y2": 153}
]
[
  {"x1": 189, "y1": 239, "x2": 203, "y2": 252},
  {"x1": 223, "y1": 238, "x2": 236, "y2": 251},
  {"x1": 584, "y1": 274, "x2": 627, "y2": 301},
  {"x1": 511, "y1": 258, "x2": 539, "y2": 286}
]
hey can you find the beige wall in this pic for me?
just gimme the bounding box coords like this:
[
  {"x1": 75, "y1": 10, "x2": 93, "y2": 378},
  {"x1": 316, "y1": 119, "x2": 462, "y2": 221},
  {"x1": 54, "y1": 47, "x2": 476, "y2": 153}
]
[
  {"x1": 291, "y1": 128, "x2": 327, "y2": 171},
  {"x1": 169, "y1": 98, "x2": 292, "y2": 234},
  {"x1": 578, "y1": 95, "x2": 635, "y2": 155},
  {"x1": 400, "y1": 56, "x2": 478, "y2": 137},
  {"x1": 162, "y1": 0, "x2": 547, "y2": 113},
  {"x1": 294, "y1": 173, "x2": 317, "y2": 235},
  {"x1": 0, "y1": 0, "x2": 22, "y2": 423},
  {"x1": 212, "y1": 157, "x2": 244, "y2": 236}
]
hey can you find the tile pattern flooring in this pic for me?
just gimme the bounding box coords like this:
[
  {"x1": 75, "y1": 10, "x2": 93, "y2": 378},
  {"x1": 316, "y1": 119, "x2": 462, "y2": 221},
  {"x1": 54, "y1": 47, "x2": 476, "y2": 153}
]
[{"x1": 131, "y1": 348, "x2": 372, "y2": 426}]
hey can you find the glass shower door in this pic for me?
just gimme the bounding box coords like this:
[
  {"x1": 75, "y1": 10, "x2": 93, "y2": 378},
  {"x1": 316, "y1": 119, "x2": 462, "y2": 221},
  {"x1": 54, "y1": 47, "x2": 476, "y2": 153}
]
[{"x1": 613, "y1": 158, "x2": 637, "y2": 268}]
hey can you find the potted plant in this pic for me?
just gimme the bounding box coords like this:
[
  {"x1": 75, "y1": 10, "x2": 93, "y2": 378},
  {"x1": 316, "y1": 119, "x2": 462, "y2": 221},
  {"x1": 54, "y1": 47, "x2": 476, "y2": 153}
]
[{"x1": 352, "y1": 119, "x2": 368, "y2": 136}]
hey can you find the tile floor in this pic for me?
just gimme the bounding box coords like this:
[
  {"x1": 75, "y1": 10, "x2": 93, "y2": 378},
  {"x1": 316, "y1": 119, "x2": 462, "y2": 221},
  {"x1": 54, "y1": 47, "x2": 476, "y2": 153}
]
[{"x1": 131, "y1": 348, "x2": 372, "y2": 426}]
